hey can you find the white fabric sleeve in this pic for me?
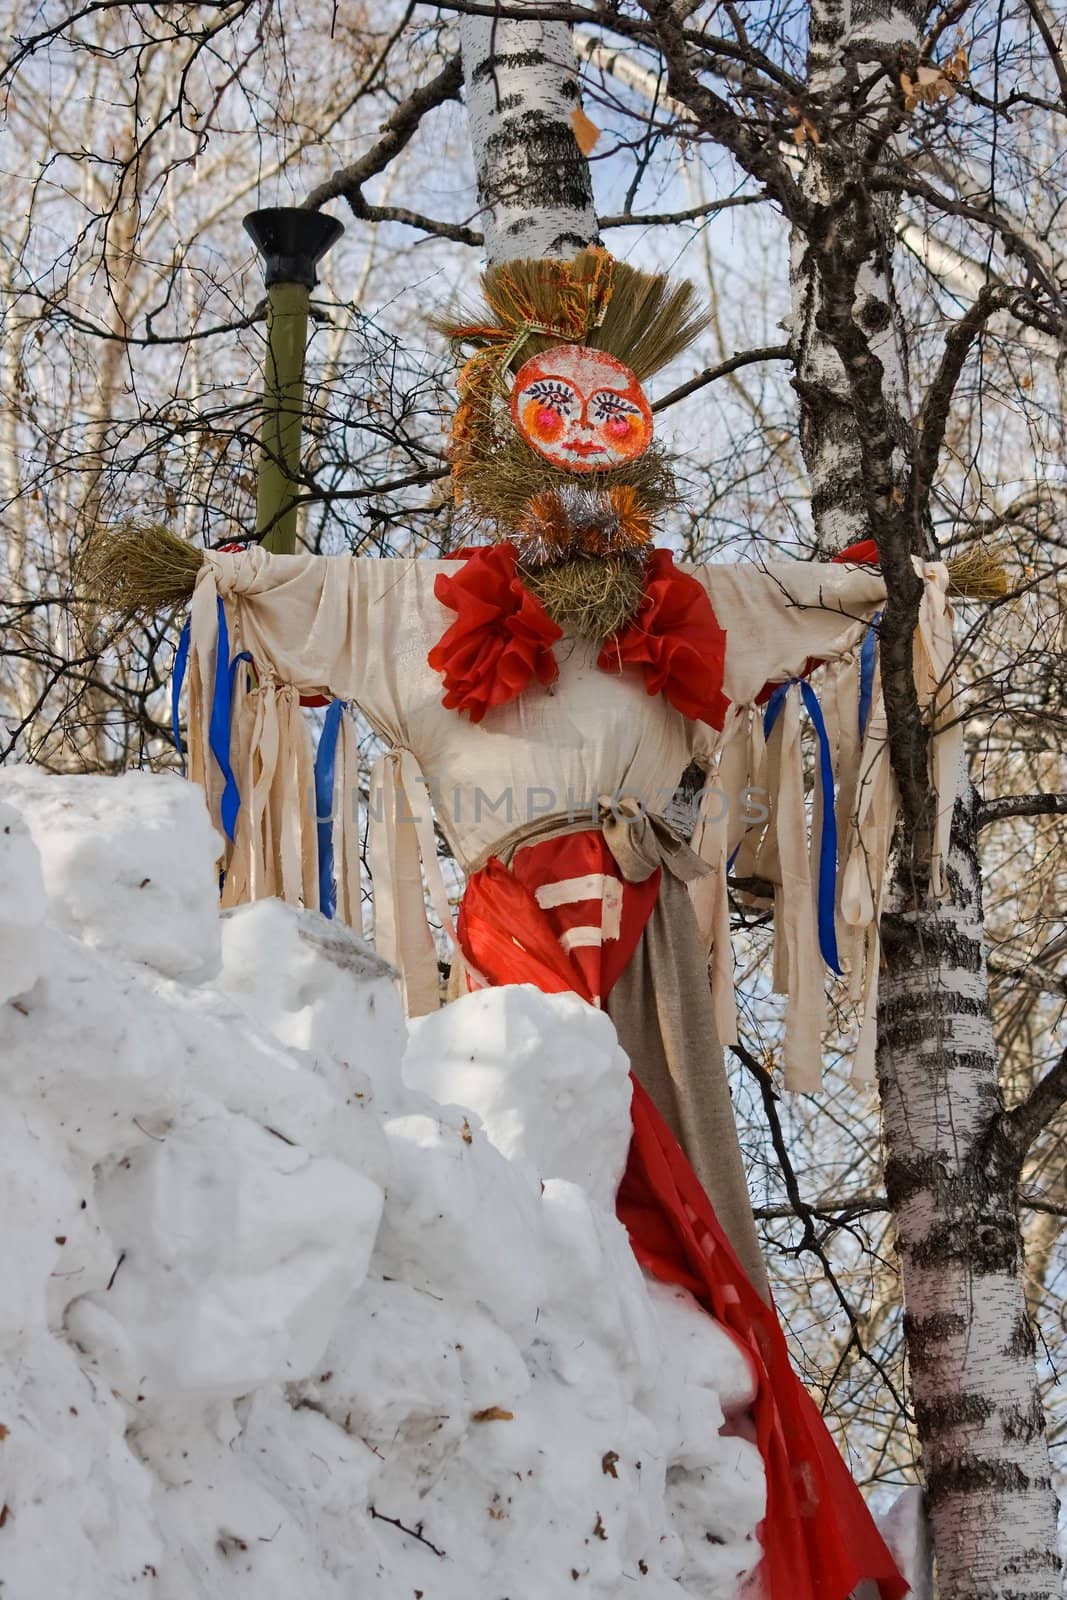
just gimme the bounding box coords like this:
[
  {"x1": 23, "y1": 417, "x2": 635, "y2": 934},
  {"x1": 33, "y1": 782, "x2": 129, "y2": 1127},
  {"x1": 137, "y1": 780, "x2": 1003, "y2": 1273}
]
[
  {"x1": 688, "y1": 559, "x2": 886, "y2": 706},
  {"x1": 198, "y1": 546, "x2": 446, "y2": 724}
]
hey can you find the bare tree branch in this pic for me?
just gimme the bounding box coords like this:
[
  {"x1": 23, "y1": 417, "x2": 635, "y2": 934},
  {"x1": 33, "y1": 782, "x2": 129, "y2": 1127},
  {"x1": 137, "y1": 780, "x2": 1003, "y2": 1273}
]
[
  {"x1": 652, "y1": 344, "x2": 790, "y2": 413},
  {"x1": 302, "y1": 56, "x2": 466, "y2": 219},
  {"x1": 1005, "y1": 1047, "x2": 1067, "y2": 1158},
  {"x1": 977, "y1": 793, "x2": 1067, "y2": 829}
]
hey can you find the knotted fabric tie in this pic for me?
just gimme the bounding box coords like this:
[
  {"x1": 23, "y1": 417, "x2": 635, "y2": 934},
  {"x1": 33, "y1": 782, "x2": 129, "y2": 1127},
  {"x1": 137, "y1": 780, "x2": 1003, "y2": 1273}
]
[{"x1": 599, "y1": 795, "x2": 711, "y2": 888}]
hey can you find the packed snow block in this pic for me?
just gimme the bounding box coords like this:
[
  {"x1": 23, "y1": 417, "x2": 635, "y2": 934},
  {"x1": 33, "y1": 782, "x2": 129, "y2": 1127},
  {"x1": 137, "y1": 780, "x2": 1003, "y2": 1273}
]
[
  {"x1": 0, "y1": 929, "x2": 194, "y2": 1163},
  {"x1": 0, "y1": 800, "x2": 46, "y2": 1002},
  {"x1": 297, "y1": 1278, "x2": 533, "y2": 1480},
  {"x1": 0, "y1": 1116, "x2": 81, "y2": 1349},
  {"x1": 165, "y1": 979, "x2": 391, "y2": 1191},
  {"x1": 374, "y1": 1111, "x2": 546, "y2": 1345},
  {"x1": 536, "y1": 1178, "x2": 660, "y2": 1400},
  {"x1": 0, "y1": 768, "x2": 766, "y2": 1600},
  {"x1": 646, "y1": 1280, "x2": 758, "y2": 1418},
  {"x1": 666, "y1": 1457, "x2": 765, "y2": 1598},
  {"x1": 642, "y1": 1281, "x2": 764, "y2": 1596},
  {"x1": 0, "y1": 1341, "x2": 163, "y2": 1599},
  {"x1": 219, "y1": 898, "x2": 407, "y2": 1106},
  {"x1": 404, "y1": 984, "x2": 633, "y2": 1210},
  {"x1": 0, "y1": 767, "x2": 222, "y2": 983},
  {"x1": 69, "y1": 1111, "x2": 384, "y2": 1400},
  {"x1": 878, "y1": 1485, "x2": 933, "y2": 1600}
]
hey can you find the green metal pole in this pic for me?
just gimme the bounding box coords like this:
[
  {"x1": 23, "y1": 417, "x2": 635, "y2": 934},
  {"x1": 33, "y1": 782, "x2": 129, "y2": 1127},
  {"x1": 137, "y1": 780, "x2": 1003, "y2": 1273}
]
[
  {"x1": 255, "y1": 281, "x2": 310, "y2": 554},
  {"x1": 243, "y1": 208, "x2": 344, "y2": 556}
]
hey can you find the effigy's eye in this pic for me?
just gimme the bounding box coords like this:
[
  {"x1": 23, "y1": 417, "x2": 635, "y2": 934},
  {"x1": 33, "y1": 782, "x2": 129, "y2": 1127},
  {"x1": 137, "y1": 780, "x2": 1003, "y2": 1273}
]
[
  {"x1": 524, "y1": 379, "x2": 576, "y2": 417},
  {"x1": 591, "y1": 391, "x2": 641, "y2": 422}
]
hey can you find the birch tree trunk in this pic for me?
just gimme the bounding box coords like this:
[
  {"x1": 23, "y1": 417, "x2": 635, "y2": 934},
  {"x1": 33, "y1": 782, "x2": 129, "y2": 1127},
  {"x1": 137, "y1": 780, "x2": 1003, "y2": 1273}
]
[
  {"x1": 787, "y1": 7, "x2": 1064, "y2": 1594},
  {"x1": 788, "y1": 0, "x2": 915, "y2": 553},
  {"x1": 879, "y1": 779, "x2": 1062, "y2": 1598},
  {"x1": 459, "y1": 4, "x2": 598, "y2": 265}
]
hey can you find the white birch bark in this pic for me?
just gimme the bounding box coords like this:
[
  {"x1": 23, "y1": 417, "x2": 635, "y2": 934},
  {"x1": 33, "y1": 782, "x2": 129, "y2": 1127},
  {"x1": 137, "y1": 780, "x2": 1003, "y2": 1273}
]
[
  {"x1": 459, "y1": 6, "x2": 598, "y2": 265},
  {"x1": 878, "y1": 778, "x2": 1061, "y2": 1598},
  {"x1": 788, "y1": 0, "x2": 916, "y2": 551}
]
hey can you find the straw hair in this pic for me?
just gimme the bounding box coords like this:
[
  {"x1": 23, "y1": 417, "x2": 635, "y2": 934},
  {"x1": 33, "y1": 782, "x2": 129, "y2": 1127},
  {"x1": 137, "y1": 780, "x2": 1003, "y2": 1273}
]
[
  {"x1": 523, "y1": 553, "x2": 647, "y2": 640},
  {"x1": 436, "y1": 248, "x2": 709, "y2": 381},
  {"x1": 589, "y1": 269, "x2": 709, "y2": 381},
  {"x1": 80, "y1": 523, "x2": 205, "y2": 616}
]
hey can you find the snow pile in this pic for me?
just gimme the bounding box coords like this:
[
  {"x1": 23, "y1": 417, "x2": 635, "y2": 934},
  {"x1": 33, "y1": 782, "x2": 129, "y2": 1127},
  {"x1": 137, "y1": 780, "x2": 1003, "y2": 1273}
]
[{"x1": 0, "y1": 768, "x2": 764, "y2": 1598}]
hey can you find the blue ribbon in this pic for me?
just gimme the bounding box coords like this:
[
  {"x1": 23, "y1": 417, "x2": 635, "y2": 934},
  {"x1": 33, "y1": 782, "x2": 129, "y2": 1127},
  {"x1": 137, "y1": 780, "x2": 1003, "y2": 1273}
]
[
  {"x1": 314, "y1": 700, "x2": 346, "y2": 920},
  {"x1": 208, "y1": 598, "x2": 252, "y2": 843},
  {"x1": 858, "y1": 610, "x2": 882, "y2": 740},
  {"x1": 763, "y1": 679, "x2": 842, "y2": 975},
  {"x1": 171, "y1": 618, "x2": 191, "y2": 770}
]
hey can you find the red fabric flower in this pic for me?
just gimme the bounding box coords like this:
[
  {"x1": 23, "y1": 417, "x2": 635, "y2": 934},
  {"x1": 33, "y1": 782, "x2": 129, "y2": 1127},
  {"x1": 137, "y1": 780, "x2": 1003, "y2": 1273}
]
[
  {"x1": 428, "y1": 542, "x2": 563, "y2": 723},
  {"x1": 597, "y1": 548, "x2": 730, "y2": 729}
]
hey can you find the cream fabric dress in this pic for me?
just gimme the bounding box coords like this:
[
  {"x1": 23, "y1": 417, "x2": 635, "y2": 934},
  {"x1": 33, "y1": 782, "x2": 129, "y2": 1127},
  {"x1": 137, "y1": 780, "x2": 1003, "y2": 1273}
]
[{"x1": 183, "y1": 547, "x2": 958, "y2": 1094}]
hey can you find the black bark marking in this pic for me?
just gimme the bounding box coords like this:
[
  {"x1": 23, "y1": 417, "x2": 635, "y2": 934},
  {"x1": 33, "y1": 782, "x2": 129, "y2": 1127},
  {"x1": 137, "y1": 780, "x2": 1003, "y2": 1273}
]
[
  {"x1": 902, "y1": 1310, "x2": 967, "y2": 1370},
  {"x1": 913, "y1": 1391, "x2": 997, "y2": 1435},
  {"x1": 1000, "y1": 1394, "x2": 1046, "y2": 1446},
  {"x1": 909, "y1": 1213, "x2": 1019, "y2": 1275},
  {"x1": 858, "y1": 295, "x2": 893, "y2": 333},
  {"x1": 926, "y1": 1454, "x2": 1040, "y2": 1506}
]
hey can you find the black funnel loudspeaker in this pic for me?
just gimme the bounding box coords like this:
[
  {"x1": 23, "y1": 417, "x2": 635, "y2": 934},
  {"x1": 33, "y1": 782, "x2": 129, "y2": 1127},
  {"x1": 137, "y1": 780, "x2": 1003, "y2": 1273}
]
[{"x1": 243, "y1": 207, "x2": 345, "y2": 289}]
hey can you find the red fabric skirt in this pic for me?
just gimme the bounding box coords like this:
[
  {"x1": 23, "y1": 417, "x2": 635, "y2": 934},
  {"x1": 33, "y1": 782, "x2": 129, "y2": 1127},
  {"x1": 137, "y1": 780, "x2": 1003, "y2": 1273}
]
[{"x1": 458, "y1": 830, "x2": 906, "y2": 1600}]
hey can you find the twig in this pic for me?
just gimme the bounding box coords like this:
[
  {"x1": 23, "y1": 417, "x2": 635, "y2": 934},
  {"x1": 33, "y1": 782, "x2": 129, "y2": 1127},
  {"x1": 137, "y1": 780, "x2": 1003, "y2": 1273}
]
[
  {"x1": 369, "y1": 1505, "x2": 446, "y2": 1558},
  {"x1": 730, "y1": 1040, "x2": 910, "y2": 1414},
  {"x1": 302, "y1": 57, "x2": 465, "y2": 218}
]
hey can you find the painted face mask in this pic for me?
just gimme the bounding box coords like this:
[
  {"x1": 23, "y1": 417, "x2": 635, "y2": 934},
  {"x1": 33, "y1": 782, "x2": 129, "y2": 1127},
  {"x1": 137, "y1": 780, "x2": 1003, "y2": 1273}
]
[{"x1": 510, "y1": 345, "x2": 653, "y2": 474}]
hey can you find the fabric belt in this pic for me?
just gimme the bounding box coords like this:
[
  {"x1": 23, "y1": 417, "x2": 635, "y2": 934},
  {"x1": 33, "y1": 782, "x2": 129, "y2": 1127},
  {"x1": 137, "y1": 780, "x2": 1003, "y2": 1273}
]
[{"x1": 469, "y1": 795, "x2": 711, "y2": 889}]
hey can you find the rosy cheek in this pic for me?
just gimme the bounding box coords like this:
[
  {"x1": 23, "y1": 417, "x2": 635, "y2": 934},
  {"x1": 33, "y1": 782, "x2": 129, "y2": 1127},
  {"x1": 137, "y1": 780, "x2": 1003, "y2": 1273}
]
[
  {"x1": 606, "y1": 414, "x2": 632, "y2": 441},
  {"x1": 522, "y1": 399, "x2": 563, "y2": 442}
]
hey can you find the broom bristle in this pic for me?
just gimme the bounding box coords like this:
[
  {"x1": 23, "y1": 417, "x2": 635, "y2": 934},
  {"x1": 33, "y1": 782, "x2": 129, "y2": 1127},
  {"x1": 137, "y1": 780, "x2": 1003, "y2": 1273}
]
[
  {"x1": 457, "y1": 429, "x2": 679, "y2": 539},
  {"x1": 80, "y1": 524, "x2": 206, "y2": 616},
  {"x1": 945, "y1": 546, "x2": 1009, "y2": 600}
]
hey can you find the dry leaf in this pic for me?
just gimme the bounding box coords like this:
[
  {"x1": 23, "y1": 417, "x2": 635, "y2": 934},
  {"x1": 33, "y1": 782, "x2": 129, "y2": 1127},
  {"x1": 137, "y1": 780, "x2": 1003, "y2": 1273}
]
[
  {"x1": 900, "y1": 55, "x2": 966, "y2": 112},
  {"x1": 460, "y1": 1118, "x2": 473, "y2": 1145},
  {"x1": 0, "y1": 1424, "x2": 8, "y2": 1441},
  {"x1": 472, "y1": 1406, "x2": 514, "y2": 1423},
  {"x1": 570, "y1": 106, "x2": 602, "y2": 156},
  {"x1": 943, "y1": 45, "x2": 969, "y2": 84},
  {"x1": 788, "y1": 107, "x2": 821, "y2": 145},
  {"x1": 601, "y1": 1450, "x2": 619, "y2": 1478}
]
